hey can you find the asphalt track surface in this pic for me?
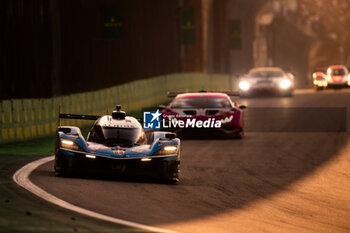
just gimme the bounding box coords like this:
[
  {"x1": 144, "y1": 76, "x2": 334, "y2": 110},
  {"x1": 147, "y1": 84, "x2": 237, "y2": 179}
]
[{"x1": 30, "y1": 89, "x2": 350, "y2": 233}]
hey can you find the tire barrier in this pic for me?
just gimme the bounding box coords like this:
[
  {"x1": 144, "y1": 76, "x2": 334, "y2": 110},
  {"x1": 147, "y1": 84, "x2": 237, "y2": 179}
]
[{"x1": 0, "y1": 73, "x2": 236, "y2": 143}]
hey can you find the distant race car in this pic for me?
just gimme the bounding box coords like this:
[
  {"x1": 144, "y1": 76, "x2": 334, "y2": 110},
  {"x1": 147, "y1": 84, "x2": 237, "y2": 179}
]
[
  {"x1": 312, "y1": 72, "x2": 327, "y2": 90},
  {"x1": 239, "y1": 67, "x2": 294, "y2": 97},
  {"x1": 55, "y1": 105, "x2": 180, "y2": 183},
  {"x1": 324, "y1": 65, "x2": 350, "y2": 89},
  {"x1": 159, "y1": 91, "x2": 245, "y2": 138}
]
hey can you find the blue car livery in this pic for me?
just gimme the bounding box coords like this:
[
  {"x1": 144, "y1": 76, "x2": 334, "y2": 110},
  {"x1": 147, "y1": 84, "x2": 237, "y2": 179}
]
[{"x1": 54, "y1": 105, "x2": 180, "y2": 183}]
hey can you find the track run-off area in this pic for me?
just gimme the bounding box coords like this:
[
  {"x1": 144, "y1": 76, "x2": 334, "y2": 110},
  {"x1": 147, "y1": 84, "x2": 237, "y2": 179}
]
[{"x1": 14, "y1": 88, "x2": 350, "y2": 233}]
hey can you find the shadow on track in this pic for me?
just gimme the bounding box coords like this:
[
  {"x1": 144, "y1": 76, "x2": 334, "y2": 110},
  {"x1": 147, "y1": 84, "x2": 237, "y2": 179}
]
[
  {"x1": 29, "y1": 131, "x2": 349, "y2": 226},
  {"x1": 29, "y1": 91, "x2": 350, "y2": 227}
]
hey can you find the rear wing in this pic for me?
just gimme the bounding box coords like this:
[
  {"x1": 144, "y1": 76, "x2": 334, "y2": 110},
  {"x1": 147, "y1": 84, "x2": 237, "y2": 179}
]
[
  {"x1": 58, "y1": 113, "x2": 100, "y2": 127},
  {"x1": 59, "y1": 113, "x2": 100, "y2": 120},
  {"x1": 57, "y1": 103, "x2": 101, "y2": 126},
  {"x1": 167, "y1": 90, "x2": 240, "y2": 97}
]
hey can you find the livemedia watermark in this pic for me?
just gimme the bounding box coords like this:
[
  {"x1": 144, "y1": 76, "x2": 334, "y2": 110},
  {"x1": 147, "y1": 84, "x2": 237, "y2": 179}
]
[{"x1": 143, "y1": 110, "x2": 225, "y2": 129}]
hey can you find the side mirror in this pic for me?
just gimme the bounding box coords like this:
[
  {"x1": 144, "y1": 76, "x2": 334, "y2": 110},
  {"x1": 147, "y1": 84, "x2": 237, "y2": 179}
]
[
  {"x1": 239, "y1": 105, "x2": 246, "y2": 110},
  {"x1": 58, "y1": 127, "x2": 71, "y2": 134},
  {"x1": 57, "y1": 126, "x2": 82, "y2": 136},
  {"x1": 286, "y1": 72, "x2": 295, "y2": 79},
  {"x1": 158, "y1": 105, "x2": 167, "y2": 111}
]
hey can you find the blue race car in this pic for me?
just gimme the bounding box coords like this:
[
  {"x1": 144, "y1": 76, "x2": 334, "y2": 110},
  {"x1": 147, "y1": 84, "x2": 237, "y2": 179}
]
[{"x1": 54, "y1": 105, "x2": 180, "y2": 183}]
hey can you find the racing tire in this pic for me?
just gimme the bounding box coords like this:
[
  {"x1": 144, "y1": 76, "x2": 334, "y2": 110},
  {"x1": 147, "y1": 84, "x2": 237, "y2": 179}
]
[
  {"x1": 54, "y1": 160, "x2": 69, "y2": 177},
  {"x1": 236, "y1": 131, "x2": 244, "y2": 139},
  {"x1": 314, "y1": 86, "x2": 323, "y2": 91},
  {"x1": 160, "y1": 162, "x2": 180, "y2": 184},
  {"x1": 232, "y1": 129, "x2": 244, "y2": 139},
  {"x1": 54, "y1": 155, "x2": 77, "y2": 177},
  {"x1": 282, "y1": 90, "x2": 293, "y2": 97},
  {"x1": 239, "y1": 91, "x2": 250, "y2": 98}
]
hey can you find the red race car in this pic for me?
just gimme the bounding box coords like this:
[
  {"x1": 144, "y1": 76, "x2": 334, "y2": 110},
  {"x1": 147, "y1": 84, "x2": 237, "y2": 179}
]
[
  {"x1": 159, "y1": 92, "x2": 246, "y2": 139},
  {"x1": 312, "y1": 72, "x2": 327, "y2": 90},
  {"x1": 325, "y1": 65, "x2": 350, "y2": 89}
]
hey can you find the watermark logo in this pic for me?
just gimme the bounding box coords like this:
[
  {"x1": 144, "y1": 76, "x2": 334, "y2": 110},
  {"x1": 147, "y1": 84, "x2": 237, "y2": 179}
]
[
  {"x1": 143, "y1": 110, "x2": 161, "y2": 129},
  {"x1": 143, "y1": 110, "x2": 235, "y2": 129},
  {"x1": 163, "y1": 116, "x2": 222, "y2": 129}
]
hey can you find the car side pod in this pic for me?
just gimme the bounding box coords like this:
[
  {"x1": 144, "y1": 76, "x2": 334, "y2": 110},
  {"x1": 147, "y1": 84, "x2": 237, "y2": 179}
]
[
  {"x1": 55, "y1": 126, "x2": 87, "y2": 177},
  {"x1": 147, "y1": 131, "x2": 180, "y2": 184}
]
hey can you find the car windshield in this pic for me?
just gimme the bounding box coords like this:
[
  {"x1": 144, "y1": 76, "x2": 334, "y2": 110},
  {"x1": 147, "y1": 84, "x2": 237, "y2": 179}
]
[
  {"x1": 332, "y1": 69, "x2": 346, "y2": 75},
  {"x1": 249, "y1": 71, "x2": 284, "y2": 78},
  {"x1": 171, "y1": 97, "x2": 231, "y2": 109},
  {"x1": 249, "y1": 70, "x2": 283, "y2": 78},
  {"x1": 90, "y1": 126, "x2": 145, "y2": 147}
]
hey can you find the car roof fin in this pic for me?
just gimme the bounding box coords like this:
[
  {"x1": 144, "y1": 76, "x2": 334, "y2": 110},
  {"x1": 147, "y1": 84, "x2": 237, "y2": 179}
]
[{"x1": 112, "y1": 105, "x2": 126, "y2": 120}]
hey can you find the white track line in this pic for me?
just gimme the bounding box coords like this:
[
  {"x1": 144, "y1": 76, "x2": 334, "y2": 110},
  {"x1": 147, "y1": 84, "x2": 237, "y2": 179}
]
[{"x1": 13, "y1": 156, "x2": 178, "y2": 233}]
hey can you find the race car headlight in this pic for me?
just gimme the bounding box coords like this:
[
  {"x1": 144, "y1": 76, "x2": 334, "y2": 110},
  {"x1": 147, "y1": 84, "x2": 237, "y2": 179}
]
[
  {"x1": 156, "y1": 145, "x2": 177, "y2": 155},
  {"x1": 60, "y1": 139, "x2": 80, "y2": 150},
  {"x1": 280, "y1": 79, "x2": 291, "y2": 89},
  {"x1": 239, "y1": 81, "x2": 250, "y2": 91},
  {"x1": 85, "y1": 154, "x2": 96, "y2": 159}
]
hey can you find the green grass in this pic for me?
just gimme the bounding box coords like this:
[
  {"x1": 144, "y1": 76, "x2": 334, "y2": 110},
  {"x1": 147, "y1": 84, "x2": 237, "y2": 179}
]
[
  {"x1": 0, "y1": 137, "x2": 55, "y2": 156},
  {"x1": 0, "y1": 125, "x2": 94, "y2": 156}
]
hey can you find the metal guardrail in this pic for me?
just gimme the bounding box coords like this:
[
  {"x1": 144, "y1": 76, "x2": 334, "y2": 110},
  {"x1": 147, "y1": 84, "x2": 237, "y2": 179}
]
[{"x1": 0, "y1": 73, "x2": 236, "y2": 143}]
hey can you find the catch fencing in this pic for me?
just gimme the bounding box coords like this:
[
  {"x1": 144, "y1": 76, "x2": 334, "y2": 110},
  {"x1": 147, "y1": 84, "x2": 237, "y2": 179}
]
[{"x1": 0, "y1": 73, "x2": 236, "y2": 143}]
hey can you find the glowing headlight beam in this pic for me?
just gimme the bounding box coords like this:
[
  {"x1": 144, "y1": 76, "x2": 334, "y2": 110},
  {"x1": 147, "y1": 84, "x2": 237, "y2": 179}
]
[
  {"x1": 85, "y1": 154, "x2": 96, "y2": 159},
  {"x1": 239, "y1": 81, "x2": 250, "y2": 91},
  {"x1": 221, "y1": 115, "x2": 233, "y2": 124},
  {"x1": 60, "y1": 139, "x2": 81, "y2": 151},
  {"x1": 141, "y1": 158, "x2": 152, "y2": 162},
  {"x1": 156, "y1": 145, "x2": 178, "y2": 156},
  {"x1": 280, "y1": 79, "x2": 291, "y2": 89},
  {"x1": 164, "y1": 146, "x2": 177, "y2": 151},
  {"x1": 61, "y1": 139, "x2": 74, "y2": 145}
]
